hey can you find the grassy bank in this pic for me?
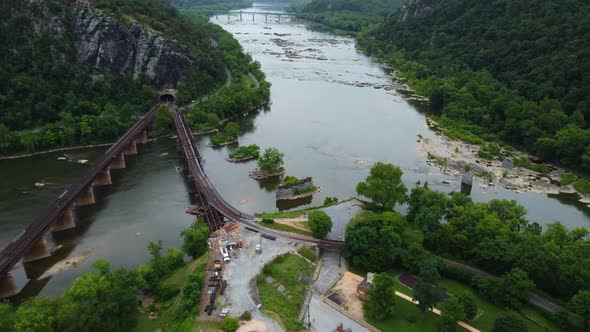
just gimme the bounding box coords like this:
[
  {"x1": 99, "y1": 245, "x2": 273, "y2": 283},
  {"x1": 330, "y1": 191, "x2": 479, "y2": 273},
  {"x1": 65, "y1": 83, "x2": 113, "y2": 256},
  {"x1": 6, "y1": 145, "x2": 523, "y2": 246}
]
[
  {"x1": 133, "y1": 254, "x2": 212, "y2": 332},
  {"x1": 257, "y1": 254, "x2": 314, "y2": 331}
]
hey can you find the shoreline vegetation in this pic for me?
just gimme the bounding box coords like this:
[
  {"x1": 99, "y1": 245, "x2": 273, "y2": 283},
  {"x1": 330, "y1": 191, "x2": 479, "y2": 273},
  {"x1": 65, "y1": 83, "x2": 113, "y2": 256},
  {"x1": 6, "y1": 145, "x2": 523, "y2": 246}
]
[{"x1": 227, "y1": 144, "x2": 260, "y2": 162}]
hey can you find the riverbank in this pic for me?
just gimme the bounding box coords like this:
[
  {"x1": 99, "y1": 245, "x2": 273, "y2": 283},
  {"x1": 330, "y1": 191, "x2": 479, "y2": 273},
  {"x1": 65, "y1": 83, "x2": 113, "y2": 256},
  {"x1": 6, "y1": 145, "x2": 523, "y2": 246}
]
[{"x1": 418, "y1": 120, "x2": 590, "y2": 204}]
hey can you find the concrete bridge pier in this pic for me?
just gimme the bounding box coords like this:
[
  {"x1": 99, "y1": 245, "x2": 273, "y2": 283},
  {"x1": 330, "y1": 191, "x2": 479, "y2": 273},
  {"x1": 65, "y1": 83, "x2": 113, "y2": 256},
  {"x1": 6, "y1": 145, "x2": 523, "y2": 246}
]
[
  {"x1": 110, "y1": 153, "x2": 126, "y2": 169},
  {"x1": 252, "y1": 13, "x2": 254, "y2": 21},
  {"x1": 0, "y1": 274, "x2": 18, "y2": 299},
  {"x1": 239, "y1": 11, "x2": 242, "y2": 21},
  {"x1": 122, "y1": 140, "x2": 138, "y2": 155},
  {"x1": 51, "y1": 208, "x2": 76, "y2": 232},
  {"x1": 135, "y1": 130, "x2": 148, "y2": 144},
  {"x1": 23, "y1": 238, "x2": 51, "y2": 263},
  {"x1": 93, "y1": 169, "x2": 112, "y2": 187},
  {"x1": 74, "y1": 186, "x2": 95, "y2": 207},
  {"x1": 278, "y1": 14, "x2": 281, "y2": 22}
]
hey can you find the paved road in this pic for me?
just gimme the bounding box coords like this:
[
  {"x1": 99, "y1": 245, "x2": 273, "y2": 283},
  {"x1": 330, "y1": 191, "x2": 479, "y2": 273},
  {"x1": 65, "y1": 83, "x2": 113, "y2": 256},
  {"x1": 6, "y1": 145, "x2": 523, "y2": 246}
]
[
  {"x1": 320, "y1": 199, "x2": 363, "y2": 241},
  {"x1": 312, "y1": 249, "x2": 342, "y2": 295},
  {"x1": 303, "y1": 294, "x2": 369, "y2": 332}
]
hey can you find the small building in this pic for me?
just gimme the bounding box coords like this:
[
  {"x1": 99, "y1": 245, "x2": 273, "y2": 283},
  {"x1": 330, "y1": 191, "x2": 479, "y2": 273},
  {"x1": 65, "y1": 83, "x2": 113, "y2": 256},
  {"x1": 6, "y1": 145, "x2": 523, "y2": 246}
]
[{"x1": 356, "y1": 272, "x2": 375, "y2": 301}]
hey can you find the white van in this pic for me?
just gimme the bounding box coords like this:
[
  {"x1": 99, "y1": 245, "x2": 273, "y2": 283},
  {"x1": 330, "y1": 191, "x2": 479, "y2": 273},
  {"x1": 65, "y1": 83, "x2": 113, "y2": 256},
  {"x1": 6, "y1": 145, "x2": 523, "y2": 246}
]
[{"x1": 221, "y1": 247, "x2": 230, "y2": 262}]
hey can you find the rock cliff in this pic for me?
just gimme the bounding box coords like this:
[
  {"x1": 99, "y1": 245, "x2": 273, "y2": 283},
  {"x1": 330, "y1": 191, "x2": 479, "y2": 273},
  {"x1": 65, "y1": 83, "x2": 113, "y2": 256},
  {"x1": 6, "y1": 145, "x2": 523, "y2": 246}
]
[{"x1": 29, "y1": 0, "x2": 200, "y2": 89}]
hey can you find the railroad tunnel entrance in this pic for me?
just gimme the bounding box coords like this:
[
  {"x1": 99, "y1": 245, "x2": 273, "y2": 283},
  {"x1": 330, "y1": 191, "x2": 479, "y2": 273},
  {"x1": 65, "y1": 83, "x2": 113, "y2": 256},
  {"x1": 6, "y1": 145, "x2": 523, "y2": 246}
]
[{"x1": 159, "y1": 89, "x2": 176, "y2": 103}]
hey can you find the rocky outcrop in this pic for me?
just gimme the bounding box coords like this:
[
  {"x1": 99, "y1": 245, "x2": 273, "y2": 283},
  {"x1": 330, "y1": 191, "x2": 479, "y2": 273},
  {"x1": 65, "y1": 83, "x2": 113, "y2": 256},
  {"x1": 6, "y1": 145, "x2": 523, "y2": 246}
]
[
  {"x1": 29, "y1": 0, "x2": 200, "y2": 89},
  {"x1": 396, "y1": 0, "x2": 440, "y2": 22},
  {"x1": 276, "y1": 177, "x2": 315, "y2": 200}
]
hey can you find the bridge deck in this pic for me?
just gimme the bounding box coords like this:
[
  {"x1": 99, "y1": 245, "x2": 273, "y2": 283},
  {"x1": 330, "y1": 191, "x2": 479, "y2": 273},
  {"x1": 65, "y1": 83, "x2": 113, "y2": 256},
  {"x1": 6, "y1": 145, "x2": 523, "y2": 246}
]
[{"x1": 0, "y1": 106, "x2": 159, "y2": 275}]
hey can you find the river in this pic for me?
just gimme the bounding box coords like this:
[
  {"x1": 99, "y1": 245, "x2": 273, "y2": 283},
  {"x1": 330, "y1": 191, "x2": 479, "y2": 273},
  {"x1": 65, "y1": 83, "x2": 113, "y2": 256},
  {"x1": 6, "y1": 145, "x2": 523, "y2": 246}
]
[{"x1": 1, "y1": 2, "x2": 589, "y2": 297}]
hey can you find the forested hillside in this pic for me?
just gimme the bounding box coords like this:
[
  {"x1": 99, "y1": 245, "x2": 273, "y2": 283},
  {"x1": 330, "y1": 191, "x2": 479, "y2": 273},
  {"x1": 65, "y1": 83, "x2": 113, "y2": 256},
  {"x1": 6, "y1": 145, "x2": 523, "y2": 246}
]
[
  {"x1": 360, "y1": 0, "x2": 590, "y2": 172},
  {"x1": 295, "y1": 0, "x2": 590, "y2": 172},
  {"x1": 168, "y1": 0, "x2": 252, "y2": 11},
  {"x1": 289, "y1": 0, "x2": 403, "y2": 32},
  {"x1": 0, "y1": 0, "x2": 229, "y2": 155}
]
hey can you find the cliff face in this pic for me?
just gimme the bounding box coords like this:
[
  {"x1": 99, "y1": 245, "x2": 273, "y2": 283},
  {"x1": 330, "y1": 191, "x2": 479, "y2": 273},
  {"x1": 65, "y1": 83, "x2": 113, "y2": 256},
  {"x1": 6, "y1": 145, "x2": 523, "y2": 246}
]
[{"x1": 30, "y1": 0, "x2": 199, "y2": 89}]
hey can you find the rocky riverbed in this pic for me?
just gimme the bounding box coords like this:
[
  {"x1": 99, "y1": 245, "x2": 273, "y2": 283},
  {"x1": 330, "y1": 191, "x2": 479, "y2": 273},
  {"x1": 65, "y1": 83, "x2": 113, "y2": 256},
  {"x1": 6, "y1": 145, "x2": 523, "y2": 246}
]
[{"x1": 418, "y1": 121, "x2": 584, "y2": 200}]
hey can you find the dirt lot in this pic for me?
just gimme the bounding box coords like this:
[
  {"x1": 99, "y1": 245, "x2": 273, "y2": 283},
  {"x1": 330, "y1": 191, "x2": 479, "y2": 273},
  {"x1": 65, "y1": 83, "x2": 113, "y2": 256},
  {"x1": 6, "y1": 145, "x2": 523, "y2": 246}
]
[{"x1": 329, "y1": 271, "x2": 365, "y2": 320}]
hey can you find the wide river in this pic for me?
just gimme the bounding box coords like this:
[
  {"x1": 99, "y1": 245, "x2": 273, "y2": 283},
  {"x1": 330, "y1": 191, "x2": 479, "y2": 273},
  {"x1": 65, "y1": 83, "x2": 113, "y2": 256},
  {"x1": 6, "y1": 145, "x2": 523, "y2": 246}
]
[{"x1": 1, "y1": 2, "x2": 589, "y2": 297}]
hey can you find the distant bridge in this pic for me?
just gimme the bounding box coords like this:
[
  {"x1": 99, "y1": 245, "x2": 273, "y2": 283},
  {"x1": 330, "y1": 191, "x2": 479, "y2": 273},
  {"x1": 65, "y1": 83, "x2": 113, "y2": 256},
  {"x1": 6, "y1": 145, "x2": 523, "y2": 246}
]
[
  {"x1": 0, "y1": 95, "x2": 341, "y2": 299},
  {"x1": 206, "y1": 10, "x2": 306, "y2": 23}
]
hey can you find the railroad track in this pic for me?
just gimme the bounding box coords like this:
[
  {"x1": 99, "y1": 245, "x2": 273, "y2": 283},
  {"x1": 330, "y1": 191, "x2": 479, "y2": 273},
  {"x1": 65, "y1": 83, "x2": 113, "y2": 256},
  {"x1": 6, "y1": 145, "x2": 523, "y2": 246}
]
[{"x1": 170, "y1": 105, "x2": 343, "y2": 249}]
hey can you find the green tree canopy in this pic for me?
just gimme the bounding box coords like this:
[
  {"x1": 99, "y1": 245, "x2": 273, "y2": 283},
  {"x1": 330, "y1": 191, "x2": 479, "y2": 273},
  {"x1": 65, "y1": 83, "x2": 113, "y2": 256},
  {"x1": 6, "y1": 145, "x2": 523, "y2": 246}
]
[
  {"x1": 257, "y1": 148, "x2": 284, "y2": 173},
  {"x1": 181, "y1": 218, "x2": 210, "y2": 259},
  {"x1": 569, "y1": 290, "x2": 590, "y2": 331},
  {"x1": 438, "y1": 297, "x2": 464, "y2": 332},
  {"x1": 356, "y1": 162, "x2": 407, "y2": 210},
  {"x1": 492, "y1": 312, "x2": 528, "y2": 332},
  {"x1": 365, "y1": 273, "x2": 397, "y2": 320},
  {"x1": 308, "y1": 210, "x2": 333, "y2": 239},
  {"x1": 343, "y1": 212, "x2": 403, "y2": 271}
]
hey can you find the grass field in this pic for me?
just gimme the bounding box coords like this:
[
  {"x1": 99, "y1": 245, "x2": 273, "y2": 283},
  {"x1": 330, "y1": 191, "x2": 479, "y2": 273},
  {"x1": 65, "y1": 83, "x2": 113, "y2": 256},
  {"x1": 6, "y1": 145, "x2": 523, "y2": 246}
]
[
  {"x1": 260, "y1": 220, "x2": 313, "y2": 236},
  {"x1": 297, "y1": 246, "x2": 318, "y2": 262},
  {"x1": 258, "y1": 254, "x2": 314, "y2": 331},
  {"x1": 383, "y1": 270, "x2": 562, "y2": 332},
  {"x1": 366, "y1": 294, "x2": 441, "y2": 332}
]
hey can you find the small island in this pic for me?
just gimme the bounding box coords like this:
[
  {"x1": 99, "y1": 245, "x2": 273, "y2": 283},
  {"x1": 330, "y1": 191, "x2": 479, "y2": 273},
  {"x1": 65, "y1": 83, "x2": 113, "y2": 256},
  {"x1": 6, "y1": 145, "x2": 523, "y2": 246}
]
[
  {"x1": 249, "y1": 147, "x2": 285, "y2": 179},
  {"x1": 227, "y1": 144, "x2": 260, "y2": 162},
  {"x1": 276, "y1": 176, "x2": 320, "y2": 201},
  {"x1": 209, "y1": 122, "x2": 239, "y2": 147}
]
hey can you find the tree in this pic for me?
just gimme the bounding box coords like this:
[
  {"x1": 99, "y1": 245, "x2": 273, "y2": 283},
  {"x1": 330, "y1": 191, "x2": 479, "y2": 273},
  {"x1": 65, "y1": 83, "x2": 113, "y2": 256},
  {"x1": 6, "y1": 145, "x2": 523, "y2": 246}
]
[
  {"x1": 308, "y1": 210, "x2": 333, "y2": 238},
  {"x1": 207, "y1": 113, "x2": 220, "y2": 127},
  {"x1": 438, "y1": 297, "x2": 464, "y2": 332},
  {"x1": 569, "y1": 290, "x2": 590, "y2": 331},
  {"x1": 224, "y1": 122, "x2": 240, "y2": 139},
  {"x1": 497, "y1": 268, "x2": 535, "y2": 309},
  {"x1": 365, "y1": 273, "x2": 396, "y2": 319},
  {"x1": 419, "y1": 257, "x2": 441, "y2": 284},
  {"x1": 13, "y1": 297, "x2": 61, "y2": 332},
  {"x1": 455, "y1": 291, "x2": 478, "y2": 320},
  {"x1": 493, "y1": 312, "x2": 528, "y2": 332},
  {"x1": 413, "y1": 281, "x2": 444, "y2": 316},
  {"x1": 58, "y1": 259, "x2": 143, "y2": 332},
  {"x1": 222, "y1": 317, "x2": 239, "y2": 332},
  {"x1": 413, "y1": 258, "x2": 444, "y2": 317},
  {"x1": 343, "y1": 213, "x2": 402, "y2": 271},
  {"x1": 0, "y1": 302, "x2": 13, "y2": 331},
  {"x1": 148, "y1": 240, "x2": 166, "y2": 278},
  {"x1": 257, "y1": 148, "x2": 284, "y2": 173},
  {"x1": 356, "y1": 162, "x2": 407, "y2": 210},
  {"x1": 181, "y1": 218, "x2": 210, "y2": 259}
]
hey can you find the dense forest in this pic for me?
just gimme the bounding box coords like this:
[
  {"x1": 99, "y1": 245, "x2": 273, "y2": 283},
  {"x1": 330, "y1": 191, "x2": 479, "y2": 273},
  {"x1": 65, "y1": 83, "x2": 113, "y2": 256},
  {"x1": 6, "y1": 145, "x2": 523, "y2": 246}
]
[
  {"x1": 168, "y1": 0, "x2": 252, "y2": 11},
  {"x1": 0, "y1": 0, "x2": 260, "y2": 156},
  {"x1": 294, "y1": 0, "x2": 590, "y2": 173},
  {"x1": 289, "y1": 0, "x2": 403, "y2": 32}
]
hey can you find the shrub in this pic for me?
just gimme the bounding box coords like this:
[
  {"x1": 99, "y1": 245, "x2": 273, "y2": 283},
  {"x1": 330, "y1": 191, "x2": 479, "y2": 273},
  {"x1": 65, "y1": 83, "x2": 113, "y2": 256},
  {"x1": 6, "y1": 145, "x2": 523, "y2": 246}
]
[
  {"x1": 261, "y1": 218, "x2": 274, "y2": 224},
  {"x1": 240, "y1": 310, "x2": 252, "y2": 321},
  {"x1": 492, "y1": 312, "x2": 528, "y2": 332},
  {"x1": 323, "y1": 196, "x2": 338, "y2": 206},
  {"x1": 222, "y1": 317, "x2": 240, "y2": 332},
  {"x1": 282, "y1": 176, "x2": 301, "y2": 186},
  {"x1": 156, "y1": 283, "x2": 179, "y2": 301}
]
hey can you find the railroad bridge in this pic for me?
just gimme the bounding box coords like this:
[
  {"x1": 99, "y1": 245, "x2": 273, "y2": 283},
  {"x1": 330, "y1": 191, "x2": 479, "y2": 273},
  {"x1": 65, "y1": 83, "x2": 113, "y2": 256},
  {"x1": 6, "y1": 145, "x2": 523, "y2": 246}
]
[{"x1": 0, "y1": 97, "x2": 342, "y2": 299}]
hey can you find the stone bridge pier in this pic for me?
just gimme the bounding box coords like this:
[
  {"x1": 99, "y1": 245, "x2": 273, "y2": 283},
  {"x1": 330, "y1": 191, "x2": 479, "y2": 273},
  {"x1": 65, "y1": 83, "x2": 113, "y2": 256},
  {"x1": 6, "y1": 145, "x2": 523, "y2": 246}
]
[{"x1": 0, "y1": 274, "x2": 18, "y2": 299}]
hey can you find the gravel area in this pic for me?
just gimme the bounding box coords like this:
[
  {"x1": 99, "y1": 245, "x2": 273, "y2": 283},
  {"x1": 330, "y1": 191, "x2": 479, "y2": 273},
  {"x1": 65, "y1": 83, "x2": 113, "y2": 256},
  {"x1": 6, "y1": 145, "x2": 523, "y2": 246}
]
[{"x1": 221, "y1": 227, "x2": 300, "y2": 332}]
